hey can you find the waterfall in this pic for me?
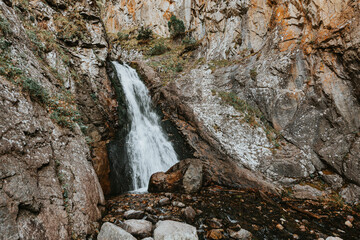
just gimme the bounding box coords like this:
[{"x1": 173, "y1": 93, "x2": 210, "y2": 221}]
[{"x1": 112, "y1": 62, "x2": 178, "y2": 191}]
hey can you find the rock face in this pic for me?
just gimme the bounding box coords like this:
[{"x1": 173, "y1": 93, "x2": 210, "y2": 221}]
[
  {"x1": 0, "y1": 0, "x2": 117, "y2": 239},
  {"x1": 121, "y1": 0, "x2": 360, "y2": 191}
]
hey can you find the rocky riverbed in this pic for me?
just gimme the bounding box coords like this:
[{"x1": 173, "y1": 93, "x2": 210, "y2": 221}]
[{"x1": 102, "y1": 186, "x2": 360, "y2": 240}]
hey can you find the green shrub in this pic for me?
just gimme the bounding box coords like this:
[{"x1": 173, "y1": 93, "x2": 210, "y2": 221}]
[
  {"x1": 136, "y1": 26, "x2": 152, "y2": 40},
  {"x1": 117, "y1": 32, "x2": 129, "y2": 41},
  {"x1": 250, "y1": 68, "x2": 257, "y2": 80},
  {"x1": 148, "y1": 43, "x2": 167, "y2": 56},
  {"x1": 22, "y1": 77, "x2": 49, "y2": 104},
  {"x1": 0, "y1": 16, "x2": 12, "y2": 36},
  {"x1": 26, "y1": 30, "x2": 46, "y2": 53},
  {"x1": 181, "y1": 36, "x2": 199, "y2": 54},
  {"x1": 168, "y1": 15, "x2": 185, "y2": 39},
  {"x1": 48, "y1": 94, "x2": 81, "y2": 130},
  {"x1": 175, "y1": 63, "x2": 183, "y2": 72},
  {"x1": 0, "y1": 38, "x2": 11, "y2": 51}
]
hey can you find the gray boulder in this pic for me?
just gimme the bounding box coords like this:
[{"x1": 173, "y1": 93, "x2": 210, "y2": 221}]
[
  {"x1": 98, "y1": 222, "x2": 136, "y2": 240},
  {"x1": 121, "y1": 219, "x2": 152, "y2": 238},
  {"x1": 154, "y1": 220, "x2": 198, "y2": 240}
]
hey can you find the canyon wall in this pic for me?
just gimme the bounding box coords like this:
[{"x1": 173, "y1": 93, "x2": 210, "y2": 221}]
[
  {"x1": 103, "y1": 0, "x2": 360, "y2": 186},
  {"x1": 0, "y1": 0, "x2": 117, "y2": 238}
]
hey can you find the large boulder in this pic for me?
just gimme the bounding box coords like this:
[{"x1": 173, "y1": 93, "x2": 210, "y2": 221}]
[
  {"x1": 98, "y1": 222, "x2": 136, "y2": 240},
  {"x1": 153, "y1": 220, "x2": 198, "y2": 240},
  {"x1": 121, "y1": 219, "x2": 153, "y2": 238},
  {"x1": 148, "y1": 158, "x2": 279, "y2": 194}
]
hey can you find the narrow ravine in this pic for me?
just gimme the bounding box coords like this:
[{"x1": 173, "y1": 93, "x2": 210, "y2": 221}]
[{"x1": 112, "y1": 62, "x2": 178, "y2": 191}]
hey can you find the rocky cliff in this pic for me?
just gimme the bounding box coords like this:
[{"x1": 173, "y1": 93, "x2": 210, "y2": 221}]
[
  {"x1": 103, "y1": 0, "x2": 360, "y2": 193},
  {"x1": 1, "y1": 0, "x2": 360, "y2": 239},
  {"x1": 0, "y1": 0, "x2": 117, "y2": 239}
]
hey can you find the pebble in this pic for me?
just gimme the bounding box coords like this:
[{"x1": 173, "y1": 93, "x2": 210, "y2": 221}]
[
  {"x1": 182, "y1": 206, "x2": 196, "y2": 223},
  {"x1": 347, "y1": 215, "x2": 354, "y2": 222},
  {"x1": 228, "y1": 228, "x2": 253, "y2": 240},
  {"x1": 206, "y1": 229, "x2": 224, "y2": 240},
  {"x1": 299, "y1": 225, "x2": 306, "y2": 232},
  {"x1": 293, "y1": 234, "x2": 299, "y2": 239},
  {"x1": 124, "y1": 210, "x2": 145, "y2": 219},
  {"x1": 207, "y1": 218, "x2": 222, "y2": 228},
  {"x1": 158, "y1": 197, "x2": 171, "y2": 206},
  {"x1": 172, "y1": 201, "x2": 186, "y2": 208},
  {"x1": 145, "y1": 207, "x2": 157, "y2": 215},
  {"x1": 276, "y1": 224, "x2": 284, "y2": 230},
  {"x1": 345, "y1": 220, "x2": 353, "y2": 228}
]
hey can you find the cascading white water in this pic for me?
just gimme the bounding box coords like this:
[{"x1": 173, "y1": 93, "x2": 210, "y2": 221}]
[{"x1": 112, "y1": 61, "x2": 178, "y2": 191}]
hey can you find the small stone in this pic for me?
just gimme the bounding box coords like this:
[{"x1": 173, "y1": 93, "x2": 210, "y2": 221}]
[
  {"x1": 326, "y1": 237, "x2": 343, "y2": 240},
  {"x1": 121, "y1": 219, "x2": 152, "y2": 238},
  {"x1": 293, "y1": 234, "x2": 299, "y2": 239},
  {"x1": 276, "y1": 224, "x2": 284, "y2": 230},
  {"x1": 207, "y1": 218, "x2": 222, "y2": 229},
  {"x1": 292, "y1": 185, "x2": 324, "y2": 200},
  {"x1": 145, "y1": 207, "x2": 157, "y2": 215},
  {"x1": 182, "y1": 206, "x2": 196, "y2": 223},
  {"x1": 345, "y1": 220, "x2": 353, "y2": 228},
  {"x1": 347, "y1": 215, "x2": 354, "y2": 222},
  {"x1": 159, "y1": 197, "x2": 171, "y2": 206},
  {"x1": 206, "y1": 229, "x2": 224, "y2": 239},
  {"x1": 172, "y1": 201, "x2": 186, "y2": 208},
  {"x1": 142, "y1": 238, "x2": 154, "y2": 240},
  {"x1": 228, "y1": 228, "x2": 252, "y2": 240},
  {"x1": 196, "y1": 209, "x2": 203, "y2": 215},
  {"x1": 299, "y1": 225, "x2": 306, "y2": 231},
  {"x1": 145, "y1": 214, "x2": 158, "y2": 224},
  {"x1": 124, "y1": 210, "x2": 145, "y2": 219},
  {"x1": 165, "y1": 193, "x2": 173, "y2": 199}
]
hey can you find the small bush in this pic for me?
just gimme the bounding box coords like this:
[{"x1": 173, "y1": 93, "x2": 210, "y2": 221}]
[
  {"x1": 117, "y1": 32, "x2": 129, "y2": 41},
  {"x1": 0, "y1": 38, "x2": 11, "y2": 51},
  {"x1": 175, "y1": 63, "x2": 183, "y2": 72},
  {"x1": 168, "y1": 15, "x2": 185, "y2": 39},
  {"x1": 136, "y1": 26, "x2": 152, "y2": 41},
  {"x1": 22, "y1": 77, "x2": 49, "y2": 104},
  {"x1": 148, "y1": 43, "x2": 167, "y2": 56},
  {"x1": 0, "y1": 16, "x2": 12, "y2": 36},
  {"x1": 250, "y1": 68, "x2": 257, "y2": 80}
]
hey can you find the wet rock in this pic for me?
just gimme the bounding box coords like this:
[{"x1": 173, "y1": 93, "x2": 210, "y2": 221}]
[
  {"x1": 292, "y1": 185, "x2": 324, "y2": 200},
  {"x1": 340, "y1": 184, "x2": 360, "y2": 205},
  {"x1": 145, "y1": 207, "x2": 157, "y2": 215},
  {"x1": 276, "y1": 224, "x2": 284, "y2": 230},
  {"x1": 206, "y1": 229, "x2": 224, "y2": 239},
  {"x1": 98, "y1": 222, "x2": 136, "y2": 240},
  {"x1": 207, "y1": 218, "x2": 222, "y2": 229},
  {"x1": 182, "y1": 206, "x2": 196, "y2": 223},
  {"x1": 121, "y1": 219, "x2": 152, "y2": 238},
  {"x1": 158, "y1": 197, "x2": 171, "y2": 206},
  {"x1": 145, "y1": 215, "x2": 158, "y2": 224},
  {"x1": 153, "y1": 220, "x2": 198, "y2": 240},
  {"x1": 347, "y1": 215, "x2": 354, "y2": 222},
  {"x1": 172, "y1": 201, "x2": 186, "y2": 208},
  {"x1": 228, "y1": 228, "x2": 253, "y2": 240},
  {"x1": 124, "y1": 210, "x2": 145, "y2": 219},
  {"x1": 345, "y1": 220, "x2": 353, "y2": 228}
]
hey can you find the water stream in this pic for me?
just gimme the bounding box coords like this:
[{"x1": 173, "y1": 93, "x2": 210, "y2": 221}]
[{"x1": 112, "y1": 62, "x2": 178, "y2": 191}]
